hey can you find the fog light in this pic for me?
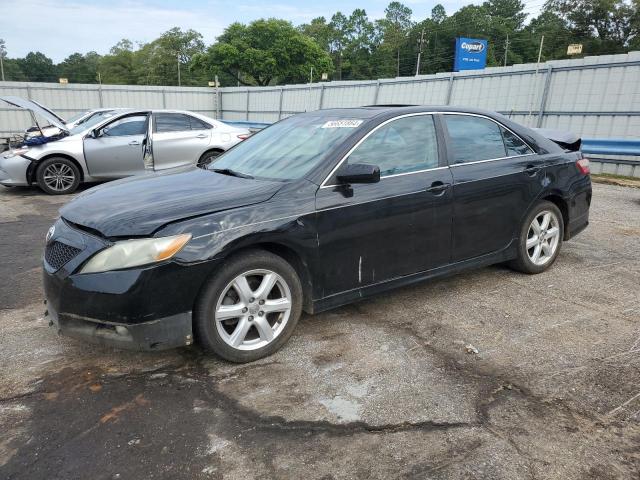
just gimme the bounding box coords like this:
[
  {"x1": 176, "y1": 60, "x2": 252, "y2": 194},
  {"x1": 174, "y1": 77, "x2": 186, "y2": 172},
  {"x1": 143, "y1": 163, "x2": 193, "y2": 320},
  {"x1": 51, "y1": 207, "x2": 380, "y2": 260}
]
[{"x1": 115, "y1": 326, "x2": 128, "y2": 336}]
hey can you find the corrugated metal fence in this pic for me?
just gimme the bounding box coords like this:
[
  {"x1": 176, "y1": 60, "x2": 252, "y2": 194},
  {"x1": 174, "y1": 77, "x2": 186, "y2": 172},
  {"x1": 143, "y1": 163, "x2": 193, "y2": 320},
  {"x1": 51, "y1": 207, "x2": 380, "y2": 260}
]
[
  {"x1": 1, "y1": 52, "x2": 639, "y2": 175},
  {"x1": 219, "y1": 52, "x2": 640, "y2": 141},
  {"x1": 0, "y1": 83, "x2": 219, "y2": 135}
]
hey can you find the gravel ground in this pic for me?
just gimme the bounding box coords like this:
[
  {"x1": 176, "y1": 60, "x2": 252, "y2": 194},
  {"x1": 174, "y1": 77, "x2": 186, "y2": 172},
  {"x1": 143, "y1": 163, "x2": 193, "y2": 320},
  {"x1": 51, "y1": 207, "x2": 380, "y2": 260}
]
[{"x1": 0, "y1": 182, "x2": 639, "y2": 480}]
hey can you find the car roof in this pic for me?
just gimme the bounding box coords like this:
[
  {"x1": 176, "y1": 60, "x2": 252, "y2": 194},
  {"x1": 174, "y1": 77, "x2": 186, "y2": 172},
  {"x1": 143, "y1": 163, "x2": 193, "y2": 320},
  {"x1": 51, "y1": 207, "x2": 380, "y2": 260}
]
[{"x1": 302, "y1": 105, "x2": 508, "y2": 119}]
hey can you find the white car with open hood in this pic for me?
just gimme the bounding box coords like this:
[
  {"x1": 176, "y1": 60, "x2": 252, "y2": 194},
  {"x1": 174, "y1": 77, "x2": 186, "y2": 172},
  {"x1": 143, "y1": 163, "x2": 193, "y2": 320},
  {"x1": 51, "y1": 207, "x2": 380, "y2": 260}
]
[{"x1": 0, "y1": 96, "x2": 250, "y2": 194}]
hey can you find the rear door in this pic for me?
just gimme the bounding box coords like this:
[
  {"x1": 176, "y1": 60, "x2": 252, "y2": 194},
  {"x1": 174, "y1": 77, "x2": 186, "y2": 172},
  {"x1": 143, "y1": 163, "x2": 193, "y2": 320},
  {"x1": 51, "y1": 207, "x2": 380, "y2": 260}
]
[
  {"x1": 442, "y1": 113, "x2": 542, "y2": 262},
  {"x1": 315, "y1": 114, "x2": 454, "y2": 296},
  {"x1": 83, "y1": 113, "x2": 149, "y2": 178},
  {"x1": 152, "y1": 113, "x2": 212, "y2": 170}
]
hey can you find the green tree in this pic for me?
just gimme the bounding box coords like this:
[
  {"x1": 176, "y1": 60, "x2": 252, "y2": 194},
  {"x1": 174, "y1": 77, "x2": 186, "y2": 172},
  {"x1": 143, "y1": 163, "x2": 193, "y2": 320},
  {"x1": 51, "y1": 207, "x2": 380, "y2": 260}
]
[
  {"x1": 99, "y1": 40, "x2": 139, "y2": 84},
  {"x1": 17, "y1": 52, "x2": 57, "y2": 82},
  {"x1": 299, "y1": 17, "x2": 333, "y2": 52},
  {"x1": 378, "y1": 2, "x2": 414, "y2": 77},
  {"x1": 58, "y1": 52, "x2": 100, "y2": 83},
  {"x1": 546, "y1": 0, "x2": 635, "y2": 53},
  {"x1": 343, "y1": 9, "x2": 379, "y2": 79},
  {"x1": 136, "y1": 27, "x2": 206, "y2": 85},
  {"x1": 197, "y1": 19, "x2": 333, "y2": 86},
  {"x1": 328, "y1": 12, "x2": 350, "y2": 80}
]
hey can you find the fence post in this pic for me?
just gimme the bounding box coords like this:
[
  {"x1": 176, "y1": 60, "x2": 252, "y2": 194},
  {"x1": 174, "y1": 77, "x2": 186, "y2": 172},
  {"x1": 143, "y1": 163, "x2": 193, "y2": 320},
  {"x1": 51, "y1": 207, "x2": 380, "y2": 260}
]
[
  {"x1": 373, "y1": 80, "x2": 381, "y2": 105},
  {"x1": 537, "y1": 66, "x2": 553, "y2": 128},
  {"x1": 162, "y1": 88, "x2": 167, "y2": 108},
  {"x1": 278, "y1": 87, "x2": 284, "y2": 120},
  {"x1": 215, "y1": 80, "x2": 221, "y2": 120},
  {"x1": 26, "y1": 84, "x2": 32, "y2": 100},
  {"x1": 98, "y1": 84, "x2": 104, "y2": 107},
  {"x1": 246, "y1": 89, "x2": 250, "y2": 121},
  {"x1": 319, "y1": 84, "x2": 325, "y2": 109},
  {"x1": 445, "y1": 73, "x2": 454, "y2": 105}
]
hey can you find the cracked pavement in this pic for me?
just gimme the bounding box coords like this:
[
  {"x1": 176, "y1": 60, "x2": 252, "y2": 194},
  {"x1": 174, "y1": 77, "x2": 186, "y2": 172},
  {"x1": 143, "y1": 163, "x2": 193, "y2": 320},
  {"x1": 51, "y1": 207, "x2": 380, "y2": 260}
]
[{"x1": 1, "y1": 182, "x2": 639, "y2": 479}]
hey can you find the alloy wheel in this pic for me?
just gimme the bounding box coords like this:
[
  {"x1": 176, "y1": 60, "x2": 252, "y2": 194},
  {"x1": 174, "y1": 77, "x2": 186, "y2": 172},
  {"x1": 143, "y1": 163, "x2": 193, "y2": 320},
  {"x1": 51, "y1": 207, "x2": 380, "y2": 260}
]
[
  {"x1": 43, "y1": 163, "x2": 76, "y2": 192},
  {"x1": 214, "y1": 269, "x2": 292, "y2": 351},
  {"x1": 526, "y1": 210, "x2": 561, "y2": 266}
]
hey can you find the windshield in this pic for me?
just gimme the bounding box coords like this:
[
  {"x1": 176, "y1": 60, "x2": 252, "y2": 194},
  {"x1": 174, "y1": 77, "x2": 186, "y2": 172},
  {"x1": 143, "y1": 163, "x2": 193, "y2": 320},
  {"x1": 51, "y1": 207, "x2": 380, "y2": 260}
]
[
  {"x1": 210, "y1": 115, "x2": 365, "y2": 180},
  {"x1": 69, "y1": 111, "x2": 119, "y2": 135},
  {"x1": 66, "y1": 111, "x2": 90, "y2": 124}
]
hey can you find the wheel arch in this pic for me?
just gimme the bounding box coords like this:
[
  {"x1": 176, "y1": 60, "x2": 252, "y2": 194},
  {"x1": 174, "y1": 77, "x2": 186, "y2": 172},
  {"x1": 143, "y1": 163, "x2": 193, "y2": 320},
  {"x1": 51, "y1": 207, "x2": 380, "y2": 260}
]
[
  {"x1": 28, "y1": 153, "x2": 85, "y2": 185},
  {"x1": 213, "y1": 241, "x2": 315, "y2": 314},
  {"x1": 539, "y1": 192, "x2": 570, "y2": 240}
]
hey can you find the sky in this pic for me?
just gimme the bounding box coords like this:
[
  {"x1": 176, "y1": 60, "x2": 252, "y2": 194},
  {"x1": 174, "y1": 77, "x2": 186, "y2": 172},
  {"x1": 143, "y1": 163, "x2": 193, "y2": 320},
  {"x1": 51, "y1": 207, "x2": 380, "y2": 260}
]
[{"x1": 4, "y1": 0, "x2": 543, "y2": 62}]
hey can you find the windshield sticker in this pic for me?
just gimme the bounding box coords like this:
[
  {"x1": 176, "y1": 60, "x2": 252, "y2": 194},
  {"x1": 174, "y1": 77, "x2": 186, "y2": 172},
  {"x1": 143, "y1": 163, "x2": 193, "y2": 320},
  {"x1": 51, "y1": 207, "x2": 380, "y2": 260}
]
[{"x1": 321, "y1": 119, "x2": 363, "y2": 129}]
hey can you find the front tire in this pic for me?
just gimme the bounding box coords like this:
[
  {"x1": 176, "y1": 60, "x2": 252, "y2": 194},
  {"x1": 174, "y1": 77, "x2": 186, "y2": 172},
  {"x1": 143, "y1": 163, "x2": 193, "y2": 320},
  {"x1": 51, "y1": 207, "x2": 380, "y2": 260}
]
[
  {"x1": 509, "y1": 201, "x2": 564, "y2": 274},
  {"x1": 194, "y1": 250, "x2": 303, "y2": 362},
  {"x1": 36, "y1": 157, "x2": 81, "y2": 195}
]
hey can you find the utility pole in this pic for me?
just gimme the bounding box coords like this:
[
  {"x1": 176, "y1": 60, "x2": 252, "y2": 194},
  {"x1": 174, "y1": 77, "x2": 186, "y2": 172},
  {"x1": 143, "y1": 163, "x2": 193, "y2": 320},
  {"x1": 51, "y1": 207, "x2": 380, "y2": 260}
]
[
  {"x1": 504, "y1": 34, "x2": 509, "y2": 67},
  {"x1": 177, "y1": 53, "x2": 181, "y2": 86},
  {"x1": 0, "y1": 39, "x2": 6, "y2": 82},
  {"x1": 415, "y1": 28, "x2": 425, "y2": 76}
]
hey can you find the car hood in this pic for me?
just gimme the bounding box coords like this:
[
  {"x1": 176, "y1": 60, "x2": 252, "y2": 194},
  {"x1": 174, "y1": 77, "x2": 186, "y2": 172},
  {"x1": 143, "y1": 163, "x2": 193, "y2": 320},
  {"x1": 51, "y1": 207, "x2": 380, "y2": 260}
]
[
  {"x1": 1, "y1": 95, "x2": 69, "y2": 132},
  {"x1": 60, "y1": 168, "x2": 283, "y2": 237}
]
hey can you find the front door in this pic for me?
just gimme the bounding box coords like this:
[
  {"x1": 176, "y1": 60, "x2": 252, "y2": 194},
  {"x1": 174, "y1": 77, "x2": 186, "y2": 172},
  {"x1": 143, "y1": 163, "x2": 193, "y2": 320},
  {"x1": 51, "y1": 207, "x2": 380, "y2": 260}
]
[
  {"x1": 152, "y1": 113, "x2": 212, "y2": 170},
  {"x1": 315, "y1": 114, "x2": 454, "y2": 297},
  {"x1": 442, "y1": 113, "x2": 544, "y2": 262},
  {"x1": 83, "y1": 113, "x2": 149, "y2": 178}
]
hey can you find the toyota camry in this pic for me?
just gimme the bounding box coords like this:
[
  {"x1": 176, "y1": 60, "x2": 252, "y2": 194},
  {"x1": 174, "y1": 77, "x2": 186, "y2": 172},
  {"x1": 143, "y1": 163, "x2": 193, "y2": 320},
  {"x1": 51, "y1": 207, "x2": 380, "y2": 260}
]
[{"x1": 43, "y1": 106, "x2": 592, "y2": 362}]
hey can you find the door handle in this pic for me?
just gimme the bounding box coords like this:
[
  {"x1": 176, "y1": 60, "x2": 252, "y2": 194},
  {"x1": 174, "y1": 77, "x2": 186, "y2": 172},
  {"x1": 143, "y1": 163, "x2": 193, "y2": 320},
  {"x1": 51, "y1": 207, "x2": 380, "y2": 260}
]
[
  {"x1": 523, "y1": 164, "x2": 541, "y2": 176},
  {"x1": 426, "y1": 181, "x2": 451, "y2": 195},
  {"x1": 195, "y1": 134, "x2": 208, "y2": 139},
  {"x1": 128, "y1": 140, "x2": 141, "y2": 146}
]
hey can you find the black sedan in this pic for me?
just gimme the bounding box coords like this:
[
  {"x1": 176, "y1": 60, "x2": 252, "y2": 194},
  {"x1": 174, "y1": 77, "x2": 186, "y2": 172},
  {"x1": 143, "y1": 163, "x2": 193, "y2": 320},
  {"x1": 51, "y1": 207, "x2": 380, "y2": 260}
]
[{"x1": 43, "y1": 106, "x2": 592, "y2": 362}]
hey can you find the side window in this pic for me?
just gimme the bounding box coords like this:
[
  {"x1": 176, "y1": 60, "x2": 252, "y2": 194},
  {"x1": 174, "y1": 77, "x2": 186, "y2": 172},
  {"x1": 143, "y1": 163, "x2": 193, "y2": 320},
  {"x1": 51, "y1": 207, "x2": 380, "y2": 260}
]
[
  {"x1": 155, "y1": 113, "x2": 192, "y2": 133},
  {"x1": 189, "y1": 116, "x2": 212, "y2": 130},
  {"x1": 347, "y1": 115, "x2": 439, "y2": 177},
  {"x1": 502, "y1": 127, "x2": 533, "y2": 156},
  {"x1": 102, "y1": 115, "x2": 147, "y2": 137},
  {"x1": 444, "y1": 115, "x2": 506, "y2": 164}
]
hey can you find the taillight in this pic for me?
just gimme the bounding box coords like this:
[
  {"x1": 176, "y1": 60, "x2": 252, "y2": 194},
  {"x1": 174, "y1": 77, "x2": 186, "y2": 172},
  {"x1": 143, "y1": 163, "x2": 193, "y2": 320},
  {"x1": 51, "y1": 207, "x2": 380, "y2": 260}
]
[
  {"x1": 576, "y1": 157, "x2": 590, "y2": 175},
  {"x1": 237, "y1": 134, "x2": 250, "y2": 140}
]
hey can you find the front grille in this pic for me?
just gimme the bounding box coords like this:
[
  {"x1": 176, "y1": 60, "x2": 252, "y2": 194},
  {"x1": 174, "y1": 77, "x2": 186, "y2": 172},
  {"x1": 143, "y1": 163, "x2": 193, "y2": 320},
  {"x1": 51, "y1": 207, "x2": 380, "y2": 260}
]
[{"x1": 45, "y1": 241, "x2": 82, "y2": 271}]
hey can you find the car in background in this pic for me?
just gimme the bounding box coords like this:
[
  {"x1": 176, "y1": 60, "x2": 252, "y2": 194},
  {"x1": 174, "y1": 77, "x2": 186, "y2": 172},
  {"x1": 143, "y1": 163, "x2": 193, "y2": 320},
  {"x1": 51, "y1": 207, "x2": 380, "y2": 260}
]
[
  {"x1": 1, "y1": 97, "x2": 126, "y2": 140},
  {"x1": 42, "y1": 106, "x2": 591, "y2": 362},
  {"x1": 0, "y1": 97, "x2": 250, "y2": 194}
]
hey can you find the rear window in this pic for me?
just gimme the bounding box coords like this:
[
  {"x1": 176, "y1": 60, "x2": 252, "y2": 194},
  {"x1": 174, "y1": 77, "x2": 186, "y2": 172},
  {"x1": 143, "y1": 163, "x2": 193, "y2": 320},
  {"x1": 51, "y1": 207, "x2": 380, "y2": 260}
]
[
  {"x1": 155, "y1": 113, "x2": 192, "y2": 133},
  {"x1": 444, "y1": 114, "x2": 533, "y2": 163},
  {"x1": 444, "y1": 115, "x2": 506, "y2": 163}
]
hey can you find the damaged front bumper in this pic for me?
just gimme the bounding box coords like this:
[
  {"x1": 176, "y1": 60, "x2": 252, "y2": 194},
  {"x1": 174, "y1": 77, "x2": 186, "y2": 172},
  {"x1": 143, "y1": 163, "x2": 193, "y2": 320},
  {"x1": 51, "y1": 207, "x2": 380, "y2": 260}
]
[
  {"x1": 0, "y1": 154, "x2": 31, "y2": 186},
  {"x1": 42, "y1": 218, "x2": 216, "y2": 351},
  {"x1": 46, "y1": 302, "x2": 193, "y2": 351}
]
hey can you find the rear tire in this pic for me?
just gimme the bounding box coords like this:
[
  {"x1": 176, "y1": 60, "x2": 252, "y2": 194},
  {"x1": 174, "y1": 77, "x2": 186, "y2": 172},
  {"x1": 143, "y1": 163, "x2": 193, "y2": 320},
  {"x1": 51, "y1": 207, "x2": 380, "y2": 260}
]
[
  {"x1": 194, "y1": 249, "x2": 303, "y2": 363},
  {"x1": 36, "y1": 157, "x2": 80, "y2": 195},
  {"x1": 509, "y1": 201, "x2": 564, "y2": 274},
  {"x1": 197, "y1": 150, "x2": 223, "y2": 169}
]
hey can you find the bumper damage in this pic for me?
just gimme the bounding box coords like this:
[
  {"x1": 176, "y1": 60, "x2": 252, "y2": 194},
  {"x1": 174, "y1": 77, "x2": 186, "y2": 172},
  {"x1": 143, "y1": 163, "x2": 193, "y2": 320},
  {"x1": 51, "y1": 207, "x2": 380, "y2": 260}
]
[{"x1": 46, "y1": 302, "x2": 193, "y2": 351}]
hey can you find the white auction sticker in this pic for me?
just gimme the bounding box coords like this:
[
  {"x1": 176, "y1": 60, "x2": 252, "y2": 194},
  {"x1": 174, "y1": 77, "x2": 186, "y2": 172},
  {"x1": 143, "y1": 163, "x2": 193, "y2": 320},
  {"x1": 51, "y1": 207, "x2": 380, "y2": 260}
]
[{"x1": 321, "y1": 119, "x2": 363, "y2": 129}]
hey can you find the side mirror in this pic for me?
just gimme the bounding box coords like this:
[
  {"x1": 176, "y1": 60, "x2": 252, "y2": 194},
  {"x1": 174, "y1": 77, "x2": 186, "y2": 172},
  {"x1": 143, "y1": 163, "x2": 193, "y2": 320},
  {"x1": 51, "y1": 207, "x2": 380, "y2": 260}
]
[
  {"x1": 336, "y1": 163, "x2": 380, "y2": 184},
  {"x1": 89, "y1": 129, "x2": 100, "y2": 139}
]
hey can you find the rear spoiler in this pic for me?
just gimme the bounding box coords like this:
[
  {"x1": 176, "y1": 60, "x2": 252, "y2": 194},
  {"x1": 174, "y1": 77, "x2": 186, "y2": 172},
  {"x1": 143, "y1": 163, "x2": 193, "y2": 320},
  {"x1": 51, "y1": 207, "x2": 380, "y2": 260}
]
[{"x1": 532, "y1": 128, "x2": 581, "y2": 152}]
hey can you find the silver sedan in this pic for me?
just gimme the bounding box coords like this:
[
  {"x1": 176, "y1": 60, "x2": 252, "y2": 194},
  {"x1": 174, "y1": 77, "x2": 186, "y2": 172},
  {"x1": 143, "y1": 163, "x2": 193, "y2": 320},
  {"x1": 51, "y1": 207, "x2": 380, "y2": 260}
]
[{"x1": 0, "y1": 97, "x2": 250, "y2": 194}]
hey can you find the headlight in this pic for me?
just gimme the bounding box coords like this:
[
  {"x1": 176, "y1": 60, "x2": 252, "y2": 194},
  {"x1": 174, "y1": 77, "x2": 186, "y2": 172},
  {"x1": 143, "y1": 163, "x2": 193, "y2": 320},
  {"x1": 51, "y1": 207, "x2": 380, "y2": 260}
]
[
  {"x1": 80, "y1": 233, "x2": 191, "y2": 274},
  {"x1": 4, "y1": 147, "x2": 29, "y2": 158}
]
